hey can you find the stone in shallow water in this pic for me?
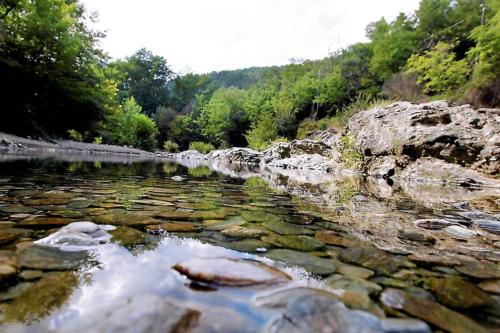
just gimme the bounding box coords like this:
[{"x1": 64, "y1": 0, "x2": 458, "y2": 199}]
[
  {"x1": 19, "y1": 245, "x2": 89, "y2": 270},
  {"x1": 204, "y1": 216, "x2": 246, "y2": 231},
  {"x1": 17, "y1": 217, "x2": 76, "y2": 229},
  {"x1": 0, "y1": 204, "x2": 37, "y2": 214},
  {"x1": 323, "y1": 274, "x2": 382, "y2": 296},
  {"x1": 380, "y1": 288, "x2": 489, "y2": 333},
  {"x1": 172, "y1": 257, "x2": 291, "y2": 286},
  {"x1": 261, "y1": 220, "x2": 314, "y2": 235},
  {"x1": 130, "y1": 199, "x2": 174, "y2": 206},
  {"x1": 479, "y1": 279, "x2": 500, "y2": 295},
  {"x1": 264, "y1": 249, "x2": 336, "y2": 275},
  {"x1": 0, "y1": 264, "x2": 17, "y2": 282},
  {"x1": 145, "y1": 223, "x2": 199, "y2": 233},
  {"x1": 0, "y1": 228, "x2": 28, "y2": 245},
  {"x1": 240, "y1": 210, "x2": 280, "y2": 223},
  {"x1": 338, "y1": 247, "x2": 412, "y2": 276},
  {"x1": 335, "y1": 261, "x2": 374, "y2": 279},
  {"x1": 397, "y1": 230, "x2": 436, "y2": 244},
  {"x1": 19, "y1": 269, "x2": 43, "y2": 281},
  {"x1": 444, "y1": 225, "x2": 476, "y2": 239},
  {"x1": 93, "y1": 213, "x2": 156, "y2": 226},
  {"x1": 407, "y1": 254, "x2": 461, "y2": 267},
  {"x1": 77, "y1": 294, "x2": 200, "y2": 333},
  {"x1": 413, "y1": 218, "x2": 454, "y2": 230},
  {"x1": 109, "y1": 226, "x2": 148, "y2": 246},
  {"x1": 259, "y1": 288, "x2": 384, "y2": 333},
  {"x1": 34, "y1": 221, "x2": 113, "y2": 250},
  {"x1": 0, "y1": 272, "x2": 77, "y2": 323},
  {"x1": 315, "y1": 230, "x2": 360, "y2": 247},
  {"x1": 224, "y1": 239, "x2": 270, "y2": 253},
  {"x1": 455, "y1": 260, "x2": 500, "y2": 279},
  {"x1": 262, "y1": 235, "x2": 324, "y2": 251},
  {"x1": 23, "y1": 197, "x2": 72, "y2": 206},
  {"x1": 380, "y1": 318, "x2": 431, "y2": 333},
  {"x1": 221, "y1": 226, "x2": 267, "y2": 238},
  {"x1": 422, "y1": 277, "x2": 495, "y2": 308}
]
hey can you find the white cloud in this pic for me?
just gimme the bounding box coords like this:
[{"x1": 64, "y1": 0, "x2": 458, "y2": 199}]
[{"x1": 81, "y1": 0, "x2": 420, "y2": 73}]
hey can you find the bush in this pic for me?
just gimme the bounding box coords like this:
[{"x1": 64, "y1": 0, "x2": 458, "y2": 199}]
[
  {"x1": 163, "y1": 140, "x2": 179, "y2": 152},
  {"x1": 67, "y1": 129, "x2": 84, "y2": 142},
  {"x1": 339, "y1": 135, "x2": 363, "y2": 169},
  {"x1": 189, "y1": 141, "x2": 214, "y2": 154},
  {"x1": 245, "y1": 112, "x2": 279, "y2": 151},
  {"x1": 93, "y1": 136, "x2": 103, "y2": 144}
]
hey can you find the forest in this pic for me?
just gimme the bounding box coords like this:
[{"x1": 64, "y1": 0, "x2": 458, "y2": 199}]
[{"x1": 1, "y1": 0, "x2": 499, "y2": 151}]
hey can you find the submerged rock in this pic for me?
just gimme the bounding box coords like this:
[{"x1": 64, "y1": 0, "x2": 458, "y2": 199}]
[
  {"x1": 455, "y1": 260, "x2": 500, "y2": 279},
  {"x1": 443, "y1": 225, "x2": 477, "y2": 239},
  {"x1": 261, "y1": 220, "x2": 314, "y2": 235},
  {"x1": 264, "y1": 249, "x2": 335, "y2": 275},
  {"x1": 77, "y1": 294, "x2": 200, "y2": 333},
  {"x1": 34, "y1": 221, "x2": 113, "y2": 250},
  {"x1": 380, "y1": 288, "x2": 489, "y2": 333},
  {"x1": 262, "y1": 234, "x2": 324, "y2": 251},
  {"x1": 323, "y1": 274, "x2": 382, "y2": 296},
  {"x1": 0, "y1": 228, "x2": 28, "y2": 245},
  {"x1": 338, "y1": 247, "x2": 412, "y2": 276},
  {"x1": 380, "y1": 318, "x2": 431, "y2": 333},
  {"x1": 172, "y1": 257, "x2": 290, "y2": 286},
  {"x1": 17, "y1": 217, "x2": 76, "y2": 229},
  {"x1": 19, "y1": 245, "x2": 89, "y2": 270},
  {"x1": 261, "y1": 289, "x2": 385, "y2": 333},
  {"x1": 422, "y1": 277, "x2": 495, "y2": 309}
]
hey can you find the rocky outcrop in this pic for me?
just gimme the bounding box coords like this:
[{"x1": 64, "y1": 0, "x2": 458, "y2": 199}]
[
  {"x1": 208, "y1": 147, "x2": 262, "y2": 164},
  {"x1": 347, "y1": 101, "x2": 500, "y2": 176}
]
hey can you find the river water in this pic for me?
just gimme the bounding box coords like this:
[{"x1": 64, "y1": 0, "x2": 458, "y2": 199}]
[{"x1": 0, "y1": 158, "x2": 498, "y2": 332}]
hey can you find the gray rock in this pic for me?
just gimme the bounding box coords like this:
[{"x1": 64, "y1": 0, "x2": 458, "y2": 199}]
[
  {"x1": 380, "y1": 318, "x2": 431, "y2": 333},
  {"x1": 208, "y1": 147, "x2": 262, "y2": 164},
  {"x1": 264, "y1": 249, "x2": 336, "y2": 275},
  {"x1": 443, "y1": 225, "x2": 476, "y2": 239},
  {"x1": 347, "y1": 101, "x2": 500, "y2": 175}
]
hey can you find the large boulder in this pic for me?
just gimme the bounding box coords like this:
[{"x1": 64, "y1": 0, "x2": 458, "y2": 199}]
[
  {"x1": 208, "y1": 147, "x2": 262, "y2": 164},
  {"x1": 347, "y1": 101, "x2": 500, "y2": 175},
  {"x1": 261, "y1": 139, "x2": 336, "y2": 164}
]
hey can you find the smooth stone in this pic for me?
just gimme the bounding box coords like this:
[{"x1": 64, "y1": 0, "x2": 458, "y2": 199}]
[
  {"x1": 0, "y1": 250, "x2": 20, "y2": 268},
  {"x1": 323, "y1": 274, "x2": 382, "y2": 296},
  {"x1": 17, "y1": 217, "x2": 76, "y2": 229},
  {"x1": 109, "y1": 226, "x2": 148, "y2": 246},
  {"x1": 240, "y1": 210, "x2": 281, "y2": 223},
  {"x1": 338, "y1": 247, "x2": 412, "y2": 276},
  {"x1": 224, "y1": 239, "x2": 270, "y2": 253},
  {"x1": 19, "y1": 245, "x2": 89, "y2": 270},
  {"x1": 422, "y1": 277, "x2": 495, "y2": 308},
  {"x1": 264, "y1": 249, "x2": 336, "y2": 275},
  {"x1": 478, "y1": 279, "x2": 500, "y2": 295},
  {"x1": 380, "y1": 318, "x2": 431, "y2": 333},
  {"x1": 0, "y1": 272, "x2": 77, "y2": 323},
  {"x1": 444, "y1": 225, "x2": 476, "y2": 239},
  {"x1": 476, "y1": 219, "x2": 500, "y2": 235},
  {"x1": 370, "y1": 277, "x2": 411, "y2": 289},
  {"x1": 19, "y1": 269, "x2": 43, "y2": 280},
  {"x1": 130, "y1": 199, "x2": 174, "y2": 206},
  {"x1": 414, "y1": 218, "x2": 454, "y2": 230},
  {"x1": 221, "y1": 226, "x2": 267, "y2": 238},
  {"x1": 35, "y1": 222, "x2": 112, "y2": 249},
  {"x1": 380, "y1": 288, "x2": 489, "y2": 333},
  {"x1": 145, "y1": 187, "x2": 178, "y2": 194},
  {"x1": 408, "y1": 254, "x2": 461, "y2": 267},
  {"x1": 91, "y1": 202, "x2": 124, "y2": 209},
  {"x1": 254, "y1": 287, "x2": 340, "y2": 308},
  {"x1": 76, "y1": 294, "x2": 200, "y2": 333},
  {"x1": 261, "y1": 220, "x2": 314, "y2": 235},
  {"x1": 22, "y1": 197, "x2": 72, "y2": 206},
  {"x1": 0, "y1": 264, "x2": 17, "y2": 282},
  {"x1": 315, "y1": 230, "x2": 360, "y2": 247},
  {"x1": 48, "y1": 210, "x2": 85, "y2": 218},
  {"x1": 171, "y1": 176, "x2": 185, "y2": 181},
  {"x1": 172, "y1": 257, "x2": 290, "y2": 286},
  {"x1": 335, "y1": 261, "x2": 374, "y2": 279},
  {"x1": 339, "y1": 288, "x2": 385, "y2": 317},
  {"x1": 0, "y1": 204, "x2": 37, "y2": 214},
  {"x1": 397, "y1": 230, "x2": 436, "y2": 244},
  {"x1": 455, "y1": 260, "x2": 500, "y2": 279},
  {"x1": 93, "y1": 213, "x2": 156, "y2": 226},
  {"x1": 262, "y1": 235, "x2": 324, "y2": 251},
  {"x1": 0, "y1": 228, "x2": 27, "y2": 245},
  {"x1": 145, "y1": 223, "x2": 199, "y2": 233},
  {"x1": 67, "y1": 200, "x2": 92, "y2": 209},
  {"x1": 261, "y1": 290, "x2": 384, "y2": 333},
  {"x1": 204, "y1": 216, "x2": 246, "y2": 231}
]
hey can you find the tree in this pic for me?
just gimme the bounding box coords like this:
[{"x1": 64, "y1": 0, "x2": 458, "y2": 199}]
[
  {"x1": 103, "y1": 97, "x2": 158, "y2": 151},
  {"x1": 407, "y1": 42, "x2": 470, "y2": 94},
  {"x1": 198, "y1": 88, "x2": 249, "y2": 147},
  {"x1": 245, "y1": 112, "x2": 279, "y2": 151},
  {"x1": 112, "y1": 48, "x2": 173, "y2": 116},
  {"x1": 0, "y1": 0, "x2": 116, "y2": 136}
]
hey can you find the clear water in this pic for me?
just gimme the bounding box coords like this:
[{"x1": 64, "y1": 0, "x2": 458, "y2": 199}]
[{"x1": 0, "y1": 158, "x2": 498, "y2": 332}]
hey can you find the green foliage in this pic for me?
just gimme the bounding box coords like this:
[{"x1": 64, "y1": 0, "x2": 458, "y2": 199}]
[
  {"x1": 67, "y1": 129, "x2": 84, "y2": 142},
  {"x1": 189, "y1": 141, "x2": 215, "y2": 154},
  {"x1": 339, "y1": 135, "x2": 363, "y2": 169},
  {"x1": 163, "y1": 140, "x2": 179, "y2": 152},
  {"x1": 104, "y1": 97, "x2": 158, "y2": 151},
  {"x1": 93, "y1": 136, "x2": 103, "y2": 145},
  {"x1": 188, "y1": 166, "x2": 212, "y2": 177},
  {"x1": 407, "y1": 42, "x2": 470, "y2": 94},
  {"x1": 198, "y1": 88, "x2": 249, "y2": 146},
  {"x1": 245, "y1": 112, "x2": 279, "y2": 151}
]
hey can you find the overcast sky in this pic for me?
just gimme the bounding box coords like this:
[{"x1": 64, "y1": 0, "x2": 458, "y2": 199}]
[{"x1": 82, "y1": 0, "x2": 420, "y2": 74}]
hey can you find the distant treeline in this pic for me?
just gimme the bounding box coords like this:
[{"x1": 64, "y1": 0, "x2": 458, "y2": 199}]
[{"x1": 1, "y1": 0, "x2": 498, "y2": 151}]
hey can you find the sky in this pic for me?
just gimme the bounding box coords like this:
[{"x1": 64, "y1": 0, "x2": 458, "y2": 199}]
[{"x1": 81, "y1": 0, "x2": 420, "y2": 74}]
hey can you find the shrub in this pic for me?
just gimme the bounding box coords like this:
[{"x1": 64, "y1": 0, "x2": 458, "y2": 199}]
[
  {"x1": 163, "y1": 140, "x2": 179, "y2": 152},
  {"x1": 67, "y1": 129, "x2": 84, "y2": 142},
  {"x1": 245, "y1": 112, "x2": 279, "y2": 151},
  {"x1": 189, "y1": 141, "x2": 214, "y2": 154},
  {"x1": 188, "y1": 166, "x2": 212, "y2": 177},
  {"x1": 339, "y1": 134, "x2": 363, "y2": 169},
  {"x1": 93, "y1": 136, "x2": 103, "y2": 144}
]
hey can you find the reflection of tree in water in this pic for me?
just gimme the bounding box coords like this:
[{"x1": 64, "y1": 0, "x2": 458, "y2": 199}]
[
  {"x1": 162, "y1": 162, "x2": 178, "y2": 175},
  {"x1": 188, "y1": 166, "x2": 212, "y2": 178}
]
